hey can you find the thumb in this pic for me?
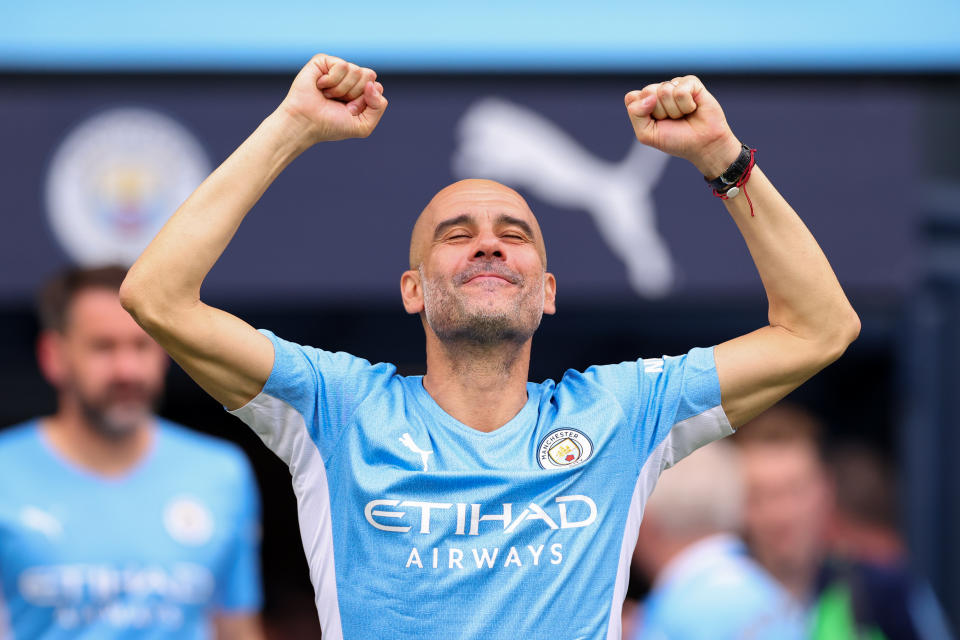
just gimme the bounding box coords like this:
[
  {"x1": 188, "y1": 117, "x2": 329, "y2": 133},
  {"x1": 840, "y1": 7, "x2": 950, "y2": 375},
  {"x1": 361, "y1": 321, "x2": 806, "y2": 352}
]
[
  {"x1": 354, "y1": 81, "x2": 388, "y2": 134},
  {"x1": 624, "y1": 89, "x2": 657, "y2": 142}
]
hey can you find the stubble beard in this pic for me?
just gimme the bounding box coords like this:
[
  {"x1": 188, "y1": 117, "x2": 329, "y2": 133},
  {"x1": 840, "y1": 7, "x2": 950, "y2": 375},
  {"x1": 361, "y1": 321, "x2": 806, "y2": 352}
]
[
  {"x1": 75, "y1": 383, "x2": 160, "y2": 441},
  {"x1": 421, "y1": 265, "x2": 545, "y2": 348}
]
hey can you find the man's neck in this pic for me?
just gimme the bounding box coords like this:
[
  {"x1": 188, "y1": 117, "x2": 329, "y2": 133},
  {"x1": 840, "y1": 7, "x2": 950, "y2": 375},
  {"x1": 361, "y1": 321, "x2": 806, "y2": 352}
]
[
  {"x1": 422, "y1": 336, "x2": 532, "y2": 433},
  {"x1": 42, "y1": 406, "x2": 153, "y2": 477}
]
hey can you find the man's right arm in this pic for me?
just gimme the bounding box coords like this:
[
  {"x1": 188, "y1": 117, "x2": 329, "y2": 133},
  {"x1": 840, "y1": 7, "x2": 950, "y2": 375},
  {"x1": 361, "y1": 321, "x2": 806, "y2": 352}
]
[{"x1": 120, "y1": 54, "x2": 387, "y2": 410}]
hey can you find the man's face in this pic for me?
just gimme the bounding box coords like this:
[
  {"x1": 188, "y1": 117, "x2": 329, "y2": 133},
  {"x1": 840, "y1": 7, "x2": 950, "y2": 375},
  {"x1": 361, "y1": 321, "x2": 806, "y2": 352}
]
[
  {"x1": 740, "y1": 442, "x2": 832, "y2": 577},
  {"x1": 40, "y1": 288, "x2": 167, "y2": 438},
  {"x1": 403, "y1": 180, "x2": 556, "y2": 346}
]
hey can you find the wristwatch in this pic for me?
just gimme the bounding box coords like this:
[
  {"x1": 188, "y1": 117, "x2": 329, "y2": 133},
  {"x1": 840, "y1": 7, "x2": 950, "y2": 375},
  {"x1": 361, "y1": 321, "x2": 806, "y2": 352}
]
[{"x1": 705, "y1": 143, "x2": 752, "y2": 195}]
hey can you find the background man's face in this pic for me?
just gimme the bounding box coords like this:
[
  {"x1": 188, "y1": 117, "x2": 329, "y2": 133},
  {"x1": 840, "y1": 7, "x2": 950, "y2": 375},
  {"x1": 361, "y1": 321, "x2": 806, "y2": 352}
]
[
  {"x1": 411, "y1": 181, "x2": 556, "y2": 346},
  {"x1": 740, "y1": 441, "x2": 832, "y2": 576},
  {"x1": 45, "y1": 288, "x2": 167, "y2": 437}
]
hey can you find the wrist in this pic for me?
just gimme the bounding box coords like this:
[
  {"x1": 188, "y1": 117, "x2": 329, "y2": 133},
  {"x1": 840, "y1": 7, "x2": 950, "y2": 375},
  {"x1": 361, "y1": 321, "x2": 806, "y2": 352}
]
[
  {"x1": 692, "y1": 135, "x2": 743, "y2": 178},
  {"x1": 264, "y1": 108, "x2": 320, "y2": 155}
]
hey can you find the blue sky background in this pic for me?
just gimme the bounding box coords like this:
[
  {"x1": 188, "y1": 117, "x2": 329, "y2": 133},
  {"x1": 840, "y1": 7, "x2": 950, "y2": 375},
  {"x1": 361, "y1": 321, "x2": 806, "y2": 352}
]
[{"x1": 3, "y1": 0, "x2": 959, "y2": 72}]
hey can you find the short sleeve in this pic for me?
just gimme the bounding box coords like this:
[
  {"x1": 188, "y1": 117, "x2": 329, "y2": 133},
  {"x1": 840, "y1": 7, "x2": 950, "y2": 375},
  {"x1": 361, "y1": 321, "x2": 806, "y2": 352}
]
[
  {"x1": 214, "y1": 455, "x2": 263, "y2": 612},
  {"x1": 639, "y1": 346, "x2": 732, "y2": 467},
  {"x1": 585, "y1": 346, "x2": 732, "y2": 469},
  {"x1": 229, "y1": 330, "x2": 396, "y2": 465}
]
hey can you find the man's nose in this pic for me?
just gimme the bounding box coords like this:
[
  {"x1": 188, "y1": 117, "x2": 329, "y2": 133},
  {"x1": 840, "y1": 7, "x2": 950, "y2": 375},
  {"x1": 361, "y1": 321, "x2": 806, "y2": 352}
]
[
  {"x1": 111, "y1": 348, "x2": 145, "y2": 381},
  {"x1": 472, "y1": 231, "x2": 504, "y2": 260}
]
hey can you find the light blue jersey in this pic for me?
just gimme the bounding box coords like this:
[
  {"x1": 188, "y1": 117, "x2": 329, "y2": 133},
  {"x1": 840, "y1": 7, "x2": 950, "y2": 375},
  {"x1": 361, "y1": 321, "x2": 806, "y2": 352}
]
[
  {"x1": 633, "y1": 534, "x2": 805, "y2": 640},
  {"x1": 231, "y1": 330, "x2": 733, "y2": 640},
  {"x1": 0, "y1": 420, "x2": 262, "y2": 639}
]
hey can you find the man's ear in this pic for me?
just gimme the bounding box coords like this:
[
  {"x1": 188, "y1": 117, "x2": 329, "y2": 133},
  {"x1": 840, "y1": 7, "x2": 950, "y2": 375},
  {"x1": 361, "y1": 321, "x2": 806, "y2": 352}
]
[
  {"x1": 400, "y1": 269, "x2": 424, "y2": 314},
  {"x1": 543, "y1": 272, "x2": 557, "y2": 315},
  {"x1": 36, "y1": 330, "x2": 66, "y2": 388}
]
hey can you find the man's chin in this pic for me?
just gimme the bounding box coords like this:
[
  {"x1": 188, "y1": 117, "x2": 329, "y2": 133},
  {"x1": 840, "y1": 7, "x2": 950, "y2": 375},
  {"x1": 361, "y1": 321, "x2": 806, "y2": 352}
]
[{"x1": 89, "y1": 405, "x2": 153, "y2": 440}]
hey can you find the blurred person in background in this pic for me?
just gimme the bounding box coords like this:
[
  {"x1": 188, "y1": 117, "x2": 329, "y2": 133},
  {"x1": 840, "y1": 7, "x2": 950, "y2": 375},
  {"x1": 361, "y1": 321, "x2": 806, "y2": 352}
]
[
  {"x1": 0, "y1": 266, "x2": 264, "y2": 639},
  {"x1": 736, "y1": 404, "x2": 953, "y2": 639},
  {"x1": 826, "y1": 442, "x2": 907, "y2": 566},
  {"x1": 627, "y1": 440, "x2": 804, "y2": 640}
]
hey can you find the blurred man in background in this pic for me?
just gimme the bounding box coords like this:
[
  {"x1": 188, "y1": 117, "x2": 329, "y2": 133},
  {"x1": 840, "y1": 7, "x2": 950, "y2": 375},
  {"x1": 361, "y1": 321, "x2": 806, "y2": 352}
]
[
  {"x1": 0, "y1": 266, "x2": 264, "y2": 639},
  {"x1": 827, "y1": 442, "x2": 908, "y2": 566},
  {"x1": 627, "y1": 440, "x2": 803, "y2": 640},
  {"x1": 737, "y1": 404, "x2": 954, "y2": 639}
]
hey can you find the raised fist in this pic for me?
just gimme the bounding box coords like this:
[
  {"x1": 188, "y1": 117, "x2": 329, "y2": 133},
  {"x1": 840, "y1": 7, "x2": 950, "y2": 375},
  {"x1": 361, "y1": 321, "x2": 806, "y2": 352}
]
[
  {"x1": 625, "y1": 76, "x2": 741, "y2": 178},
  {"x1": 280, "y1": 54, "x2": 388, "y2": 144}
]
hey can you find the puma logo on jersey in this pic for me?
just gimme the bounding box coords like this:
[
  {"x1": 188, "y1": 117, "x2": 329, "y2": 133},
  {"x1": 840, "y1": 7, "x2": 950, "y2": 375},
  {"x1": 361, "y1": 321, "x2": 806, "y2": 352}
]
[
  {"x1": 399, "y1": 433, "x2": 433, "y2": 471},
  {"x1": 19, "y1": 506, "x2": 63, "y2": 540}
]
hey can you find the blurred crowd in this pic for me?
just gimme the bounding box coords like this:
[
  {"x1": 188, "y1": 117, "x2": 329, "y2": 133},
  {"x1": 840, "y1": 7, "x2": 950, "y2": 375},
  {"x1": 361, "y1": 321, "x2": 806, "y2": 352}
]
[{"x1": 623, "y1": 405, "x2": 955, "y2": 639}]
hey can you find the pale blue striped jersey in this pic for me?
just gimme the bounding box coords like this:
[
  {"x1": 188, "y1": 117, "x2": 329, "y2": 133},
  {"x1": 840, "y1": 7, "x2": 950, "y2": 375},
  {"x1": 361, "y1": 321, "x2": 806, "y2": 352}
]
[
  {"x1": 0, "y1": 420, "x2": 262, "y2": 639},
  {"x1": 231, "y1": 330, "x2": 733, "y2": 639}
]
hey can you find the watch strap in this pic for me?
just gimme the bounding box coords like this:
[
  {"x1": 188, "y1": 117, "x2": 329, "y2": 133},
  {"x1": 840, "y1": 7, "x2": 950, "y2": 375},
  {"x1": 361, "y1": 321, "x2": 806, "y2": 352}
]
[{"x1": 705, "y1": 143, "x2": 752, "y2": 193}]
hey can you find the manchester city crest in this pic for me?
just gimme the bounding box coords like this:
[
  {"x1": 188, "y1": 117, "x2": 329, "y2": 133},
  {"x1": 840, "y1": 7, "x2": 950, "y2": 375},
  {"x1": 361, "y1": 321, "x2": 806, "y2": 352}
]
[
  {"x1": 45, "y1": 107, "x2": 210, "y2": 266},
  {"x1": 537, "y1": 428, "x2": 594, "y2": 469},
  {"x1": 163, "y1": 497, "x2": 214, "y2": 546}
]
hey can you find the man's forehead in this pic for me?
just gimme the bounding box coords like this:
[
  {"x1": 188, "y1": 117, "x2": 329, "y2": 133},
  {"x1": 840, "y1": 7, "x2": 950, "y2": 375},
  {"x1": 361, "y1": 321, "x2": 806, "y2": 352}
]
[
  {"x1": 409, "y1": 179, "x2": 544, "y2": 268},
  {"x1": 424, "y1": 180, "x2": 535, "y2": 223},
  {"x1": 65, "y1": 288, "x2": 145, "y2": 334}
]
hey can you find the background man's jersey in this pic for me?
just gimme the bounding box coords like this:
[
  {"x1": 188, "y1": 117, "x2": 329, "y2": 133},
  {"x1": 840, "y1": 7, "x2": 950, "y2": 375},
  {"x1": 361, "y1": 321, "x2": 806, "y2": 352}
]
[
  {"x1": 0, "y1": 420, "x2": 262, "y2": 639},
  {"x1": 231, "y1": 330, "x2": 733, "y2": 640},
  {"x1": 633, "y1": 534, "x2": 806, "y2": 640}
]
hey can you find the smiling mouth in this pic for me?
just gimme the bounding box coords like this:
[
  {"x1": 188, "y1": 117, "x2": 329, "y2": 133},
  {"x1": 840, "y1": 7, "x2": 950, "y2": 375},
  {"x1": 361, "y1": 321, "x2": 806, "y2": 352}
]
[{"x1": 464, "y1": 274, "x2": 513, "y2": 285}]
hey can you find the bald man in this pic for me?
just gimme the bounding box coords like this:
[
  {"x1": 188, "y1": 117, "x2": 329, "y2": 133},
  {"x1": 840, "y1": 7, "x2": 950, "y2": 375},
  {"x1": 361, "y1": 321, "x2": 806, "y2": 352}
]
[{"x1": 121, "y1": 54, "x2": 860, "y2": 639}]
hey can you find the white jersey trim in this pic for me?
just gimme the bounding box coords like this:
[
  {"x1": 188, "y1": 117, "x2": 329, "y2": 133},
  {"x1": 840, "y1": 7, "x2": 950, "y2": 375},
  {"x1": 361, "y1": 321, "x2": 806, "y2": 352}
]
[
  {"x1": 605, "y1": 405, "x2": 732, "y2": 639},
  {"x1": 231, "y1": 392, "x2": 344, "y2": 640}
]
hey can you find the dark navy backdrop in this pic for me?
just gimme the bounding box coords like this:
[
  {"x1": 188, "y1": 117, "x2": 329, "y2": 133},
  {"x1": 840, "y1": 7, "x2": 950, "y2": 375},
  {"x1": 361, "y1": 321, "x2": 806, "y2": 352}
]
[{"x1": 0, "y1": 74, "x2": 921, "y2": 304}]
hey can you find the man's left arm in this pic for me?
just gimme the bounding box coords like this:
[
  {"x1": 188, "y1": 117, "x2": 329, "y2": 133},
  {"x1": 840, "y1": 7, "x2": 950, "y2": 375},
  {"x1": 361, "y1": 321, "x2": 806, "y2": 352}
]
[{"x1": 626, "y1": 77, "x2": 860, "y2": 428}]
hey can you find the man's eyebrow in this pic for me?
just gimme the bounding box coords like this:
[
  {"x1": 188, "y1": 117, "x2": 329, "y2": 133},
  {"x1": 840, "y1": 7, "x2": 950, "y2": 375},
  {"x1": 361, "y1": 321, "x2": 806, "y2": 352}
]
[
  {"x1": 432, "y1": 214, "x2": 475, "y2": 240},
  {"x1": 496, "y1": 214, "x2": 535, "y2": 237}
]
